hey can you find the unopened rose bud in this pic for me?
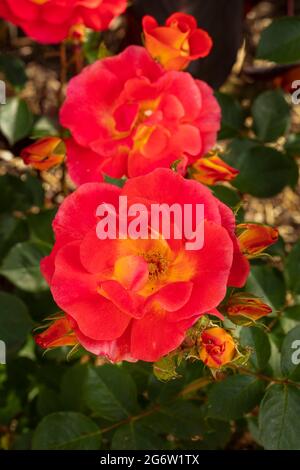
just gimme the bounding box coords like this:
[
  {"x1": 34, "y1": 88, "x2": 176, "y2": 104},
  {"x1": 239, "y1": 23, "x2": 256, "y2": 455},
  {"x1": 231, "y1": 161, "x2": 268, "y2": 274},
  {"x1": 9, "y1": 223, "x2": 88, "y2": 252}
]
[
  {"x1": 35, "y1": 317, "x2": 77, "y2": 349},
  {"x1": 237, "y1": 223, "x2": 278, "y2": 257},
  {"x1": 199, "y1": 327, "x2": 236, "y2": 369},
  {"x1": 191, "y1": 154, "x2": 239, "y2": 185},
  {"x1": 21, "y1": 137, "x2": 65, "y2": 170},
  {"x1": 225, "y1": 292, "x2": 272, "y2": 324}
]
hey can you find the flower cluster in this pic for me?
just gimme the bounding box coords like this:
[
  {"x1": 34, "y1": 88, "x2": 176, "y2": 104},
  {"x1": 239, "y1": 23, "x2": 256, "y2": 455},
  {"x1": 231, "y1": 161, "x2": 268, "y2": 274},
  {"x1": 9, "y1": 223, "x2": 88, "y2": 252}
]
[
  {"x1": 27, "y1": 10, "x2": 277, "y2": 368},
  {"x1": 0, "y1": 0, "x2": 127, "y2": 44}
]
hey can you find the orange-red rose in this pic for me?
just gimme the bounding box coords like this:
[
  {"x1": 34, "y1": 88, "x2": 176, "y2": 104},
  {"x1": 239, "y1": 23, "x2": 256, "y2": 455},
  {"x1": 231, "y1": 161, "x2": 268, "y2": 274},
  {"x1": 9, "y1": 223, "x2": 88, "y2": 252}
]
[
  {"x1": 142, "y1": 12, "x2": 212, "y2": 71},
  {"x1": 39, "y1": 169, "x2": 249, "y2": 362},
  {"x1": 61, "y1": 46, "x2": 221, "y2": 184},
  {"x1": 0, "y1": 0, "x2": 127, "y2": 44}
]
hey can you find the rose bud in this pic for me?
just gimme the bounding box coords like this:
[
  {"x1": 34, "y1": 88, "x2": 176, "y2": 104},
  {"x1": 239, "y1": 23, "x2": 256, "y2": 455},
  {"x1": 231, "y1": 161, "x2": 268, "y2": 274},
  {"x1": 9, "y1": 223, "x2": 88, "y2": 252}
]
[
  {"x1": 35, "y1": 317, "x2": 77, "y2": 349},
  {"x1": 237, "y1": 223, "x2": 279, "y2": 257},
  {"x1": 142, "y1": 12, "x2": 212, "y2": 71},
  {"x1": 21, "y1": 137, "x2": 65, "y2": 170},
  {"x1": 191, "y1": 154, "x2": 239, "y2": 185},
  {"x1": 199, "y1": 327, "x2": 236, "y2": 368},
  {"x1": 225, "y1": 292, "x2": 272, "y2": 324}
]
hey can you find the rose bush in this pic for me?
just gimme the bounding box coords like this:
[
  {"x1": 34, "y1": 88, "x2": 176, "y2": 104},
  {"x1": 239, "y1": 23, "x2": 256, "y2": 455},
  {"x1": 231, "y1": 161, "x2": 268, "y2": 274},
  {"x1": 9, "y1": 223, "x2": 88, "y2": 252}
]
[
  {"x1": 1, "y1": 2, "x2": 300, "y2": 452},
  {"x1": 0, "y1": 0, "x2": 127, "y2": 43},
  {"x1": 61, "y1": 46, "x2": 220, "y2": 183}
]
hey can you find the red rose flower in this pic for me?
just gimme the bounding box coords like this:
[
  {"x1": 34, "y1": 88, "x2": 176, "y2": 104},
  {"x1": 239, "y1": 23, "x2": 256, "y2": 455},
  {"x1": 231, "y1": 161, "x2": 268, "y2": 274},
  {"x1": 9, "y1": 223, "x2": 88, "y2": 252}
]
[
  {"x1": 142, "y1": 13, "x2": 213, "y2": 71},
  {"x1": 0, "y1": 0, "x2": 127, "y2": 44},
  {"x1": 60, "y1": 46, "x2": 221, "y2": 184},
  {"x1": 40, "y1": 169, "x2": 249, "y2": 362}
]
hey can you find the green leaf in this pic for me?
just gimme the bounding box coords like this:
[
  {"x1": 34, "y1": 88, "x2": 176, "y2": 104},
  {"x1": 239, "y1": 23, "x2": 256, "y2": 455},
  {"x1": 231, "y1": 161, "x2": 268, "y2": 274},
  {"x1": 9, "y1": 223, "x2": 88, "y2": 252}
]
[
  {"x1": 0, "y1": 97, "x2": 34, "y2": 145},
  {"x1": 215, "y1": 92, "x2": 244, "y2": 139},
  {"x1": 246, "y1": 265, "x2": 286, "y2": 312},
  {"x1": 37, "y1": 387, "x2": 62, "y2": 417},
  {"x1": 252, "y1": 90, "x2": 290, "y2": 142},
  {"x1": 183, "y1": 417, "x2": 231, "y2": 450},
  {"x1": 0, "y1": 214, "x2": 28, "y2": 262},
  {"x1": 153, "y1": 354, "x2": 178, "y2": 381},
  {"x1": 0, "y1": 54, "x2": 27, "y2": 88},
  {"x1": 141, "y1": 401, "x2": 205, "y2": 439},
  {"x1": 0, "y1": 241, "x2": 50, "y2": 292},
  {"x1": 259, "y1": 384, "x2": 300, "y2": 449},
  {"x1": 0, "y1": 291, "x2": 33, "y2": 356},
  {"x1": 147, "y1": 375, "x2": 184, "y2": 404},
  {"x1": 27, "y1": 208, "x2": 56, "y2": 246},
  {"x1": 32, "y1": 412, "x2": 101, "y2": 450},
  {"x1": 212, "y1": 186, "x2": 244, "y2": 223},
  {"x1": 122, "y1": 362, "x2": 152, "y2": 395},
  {"x1": 240, "y1": 327, "x2": 271, "y2": 371},
  {"x1": 266, "y1": 235, "x2": 286, "y2": 258},
  {"x1": 0, "y1": 391, "x2": 22, "y2": 425},
  {"x1": 0, "y1": 174, "x2": 44, "y2": 213},
  {"x1": 111, "y1": 422, "x2": 164, "y2": 450},
  {"x1": 31, "y1": 117, "x2": 58, "y2": 138},
  {"x1": 285, "y1": 133, "x2": 300, "y2": 157},
  {"x1": 84, "y1": 365, "x2": 139, "y2": 421},
  {"x1": 257, "y1": 17, "x2": 300, "y2": 64},
  {"x1": 61, "y1": 364, "x2": 88, "y2": 412},
  {"x1": 83, "y1": 30, "x2": 102, "y2": 64},
  {"x1": 284, "y1": 305, "x2": 300, "y2": 321},
  {"x1": 224, "y1": 139, "x2": 295, "y2": 197},
  {"x1": 207, "y1": 375, "x2": 265, "y2": 420},
  {"x1": 285, "y1": 240, "x2": 300, "y2": 296},
  {"x1": 281, "y1": 326, "x2": 300, "y2": 381}
]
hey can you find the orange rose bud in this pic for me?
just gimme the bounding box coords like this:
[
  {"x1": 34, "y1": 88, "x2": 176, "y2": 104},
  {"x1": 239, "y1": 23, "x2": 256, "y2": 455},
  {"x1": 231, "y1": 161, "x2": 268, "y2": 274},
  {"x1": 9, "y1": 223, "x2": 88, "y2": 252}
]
[
  {"x1": 226, "y1": 292, "x2": 272, "y2": 323},
  {"x1": 142, "y1": 12, "x2": 212, "y2": 71},
  {"x1": 35, "y1": 317, "x2": 77, "y2": 349},
  {"x1": 21, "y1": 137, "x2": 65, "y2": 170},
  {"x1": 192, "y1": 155, "x2": 239, "y2": 185},
  {"x1": 199, "y1": 327, "x2": 236, "y2": 368},
  {"x1": 237, "y1": 223, "x2": 279, "y2": 257}
]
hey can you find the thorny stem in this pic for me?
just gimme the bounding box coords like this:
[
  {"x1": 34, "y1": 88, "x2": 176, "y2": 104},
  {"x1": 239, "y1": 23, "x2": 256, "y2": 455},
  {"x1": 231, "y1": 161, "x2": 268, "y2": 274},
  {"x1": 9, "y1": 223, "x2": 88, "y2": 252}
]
[{"x1": 235, "y1": 365, "x2": 300, "y2": 388}]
